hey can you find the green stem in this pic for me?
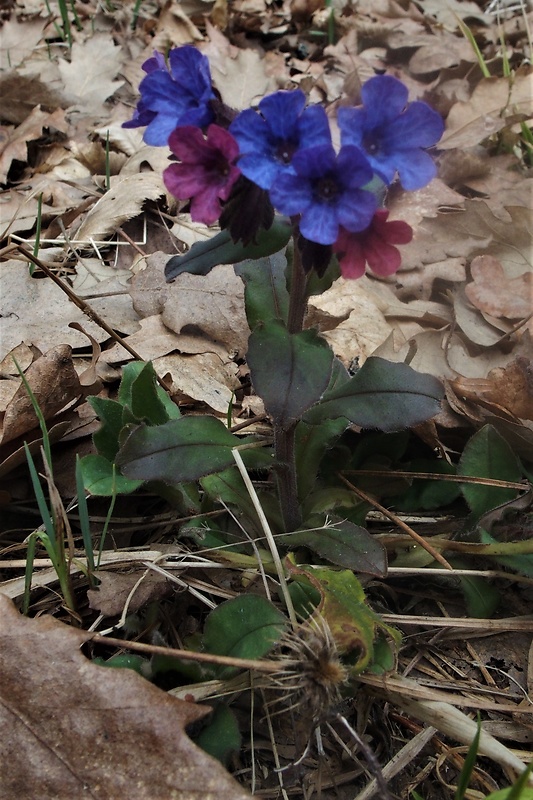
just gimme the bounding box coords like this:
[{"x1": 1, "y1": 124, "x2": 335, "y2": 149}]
[
  {"x1": 287, "y1": 231, "x2": 308, "y2": 334},
  {"x1": 274, "y1": 229, "x2": 308, "y2": 531}
]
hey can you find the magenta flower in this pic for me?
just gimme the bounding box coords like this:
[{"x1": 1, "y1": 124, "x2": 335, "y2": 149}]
[
  {"x1": 333, "y1": 209, "x2": 413, "y2": 279},
  {"x1": 163, "y1": 125, "x2": 241, "y2": 226}
]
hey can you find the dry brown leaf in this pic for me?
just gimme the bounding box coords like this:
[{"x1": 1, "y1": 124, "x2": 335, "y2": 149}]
[
  {"x1": 453, "y1": 285, "x2": 507, "y2": 347},
  {"x1": 0, "y1": 261, "x2": 139, "y2": 360},
  {"x1": 416, "y1": 0, "x2": 489, "y2": 27},
  {"x1": 1, "y1": 345, "x2": 82, "y2": 445},
  {"x1": 465, "y1": 255, "x2": 532, "y2": 319},
  {"x1": 57, "y1": 34, "x2": 124, "y2": 114},
  {"x1": 397, "y1": 201, "x2": 532, "y2": 278},
  {"x1": 0, "y1": 595, "x2": 253, "y2": 800},
  {"x1": 307, "y1": 277, "x2": 393, "y2": 365},
  {"x1": 100, "y1": 315, "x2": 229, "y2": 364},
  {"x1": 0, "y1": 107, "x2": 68, "y2": 184},
  {"x1": 74, "y1": 173, "x2": 166, "y2": 242},
  {"x1": 153, "y1": 352, "x2": 241, "y2": 414},
  {"x1": 162, "y1": 265, "x2": 250, "y2": 356},
  {"x1": 485, "y1": 356, "x2": 533, "y2": 420},
  {"x1": 0, "y1": 72, "x2": 64, "y2": 125},
  {"x1": 0, "y1": 18, "x2": 47, "y2": 70},
  {"x1": 87, "y1": 570, "x2": 173, "y2": 617},
  {"x1": 210, "y1": 46, "x2": 277, "y2": 109},
  {"x1": 441, "y1": 69, "x2": 533, "y2": 150}
]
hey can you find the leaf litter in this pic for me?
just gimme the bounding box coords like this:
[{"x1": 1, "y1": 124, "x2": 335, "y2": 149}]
[{"x1": 0, "y1": 0, "x2": 532, "y2": 798}]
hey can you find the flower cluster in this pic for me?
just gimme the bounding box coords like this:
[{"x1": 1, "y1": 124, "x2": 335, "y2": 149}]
[{"x1": 124, "y1": 46, "x2": 443, "y2": 279}]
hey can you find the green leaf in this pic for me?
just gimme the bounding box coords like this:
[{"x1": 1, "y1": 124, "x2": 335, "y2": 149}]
[
  {"x1": 202, "y1": 594, "x2": 288, "y2": 677},
  {"x1": 165, "y1": 217, "x2": 292, "y2": 280},
  {"x1": 118, "y1": 361, "x2": 146, "y2": 406},
  {"x1": 234, "y1": 251, "x2": 289, "y2": 329},
  {"x1": 393, "y1": 458, "x2": 461, "y2": 511},
  {"x1": 89, "y1": 397, "x2": 124, "y2": 460},
  {"x1": 287, "y1": 565, "x2": 400, "y2": 673},
  {"x1": 455, "y1": 716, "x2": 481, "y2": 800},
  {"x1": 130, "y1": 361, "x2": 172, "y2": 425},
  {"x1": 279, "y1": 518, "x2": 387, "y2": 576},
  {"x1": 247, "y1": 321, "x2": 334, "y2": 428},
  {"x1": 457, "y1": 574, "x2": 500, "y2": 618},
  {"x1": 304, "y1": 357, "x2": 443, "y2": 431},
  {"x1": 479, "y1": 529, "x2": 533, "y2": 576},
  {"x1": 116, "y1": 416, "x2": 240, "y2": 484},
  {"x1": 459, "y1": 425, "x2": 523, "y2": 519},
  {"x1": 195, "y1": 704, "x2": 242, "y2": 766},
  {"x1": 294, "y1": 418, "x2": 348, "y2": 501},
  {"x1": 200, "y1": 467, "x2": 262, "y2": 533},
  {"x1": 79, "y1": 454, "x2": 143, "y2": 496}
]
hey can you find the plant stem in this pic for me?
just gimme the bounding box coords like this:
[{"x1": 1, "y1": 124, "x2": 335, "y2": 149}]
[
  {"x1": 287, "y1": 232, "x2": 308, "y2": 334},
  {"x1": 274, "y1": 424, "x2": 301, "y2": 532},
  {"x1": 275, "y1": 229, "x2": 308, "y2": 532}
]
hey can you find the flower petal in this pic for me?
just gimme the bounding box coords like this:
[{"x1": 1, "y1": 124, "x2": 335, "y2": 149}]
[
  {"x1": 337, "y1": 190, "x2": 377, "y2": 232},
  {"x1": 292, "y1": 145, "x2": 336, "y2": 179},
  {"x1": 258, "y1": 90, "x2": 306, "y2": 140},
  {"x1": 393, "y1": 148, "x2": 438, "y2": 190},
  {"x1": 360, "y1": 75, "x2": 408, "y2": 127},
  {"x1": 383, "y1": 101, "x2": 444, "y2": 149},
  {"x1": 269, "y1": 173, "x2": 313, "y2": 216},
  {"x1": 300, "y1": 203, "x2": 339, "y2": 245}
]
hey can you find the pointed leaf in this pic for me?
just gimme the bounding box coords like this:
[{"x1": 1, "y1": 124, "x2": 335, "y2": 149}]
[
  {"x1": 279, "y1": 518, "x2": 387, "y2": 576},
  {"x1": 165, "y1": 218, "x2": 291, "y2": 280},
  {"x1": 304, "y1": 357, "x2": 443, "y2": 431},
  {"x1": 202, "y1": 595, "x2": 288, "y2": 677},
  {"x1": 459, "y1": 425, "x2": 523, "y2": 519},
  {"x1": 116, "y1": 417, "x2": 240, "y2": 483},
  {"x1": 248, "y1": 321, "x2": 334, "y2": 428},
  {"x1": 130, "y1": 361, "x2": 172, "y2": 425},
  {"x1": 89, "y1": 397, "x2": 124, "y2": 460},
  {"x1": 79, "y1": 454, "x2": 142, "y2": 496},
  {"x1": 234, "y1": 251, "x2": 289, "y2": 329},
  {"x1": 294, "y1": 418, "x2": 348, "y2": 501}
]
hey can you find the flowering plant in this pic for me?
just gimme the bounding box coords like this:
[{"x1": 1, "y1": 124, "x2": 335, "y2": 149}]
[{"x1": 115, "y1": 44, "x2": 444, "y2": 559}]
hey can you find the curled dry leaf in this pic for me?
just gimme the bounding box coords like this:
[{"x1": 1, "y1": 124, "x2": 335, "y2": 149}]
[
  {"x1": 0, "y1": 106, "x2": 68, "y2": 184},
  {"x1": 87, "y1": 570, "x2": 173, "y2": 617},
  {"x1": 74, "y1": 173, "x2": 166, "y2": 242},
  {"x1": 1, "y1": 345, "x2": 81, "y2": 445},
  {"x1": 465, "y1": 255, "x2": 532, "y2": 320},
  {"x1": 0, "y1": 595, "x2": 253, "y2": 800}
]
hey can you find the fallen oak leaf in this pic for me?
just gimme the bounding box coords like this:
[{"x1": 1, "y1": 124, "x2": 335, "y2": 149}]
[{"x1": 0, "y1": 595, "x2": 253, "y2": 800}]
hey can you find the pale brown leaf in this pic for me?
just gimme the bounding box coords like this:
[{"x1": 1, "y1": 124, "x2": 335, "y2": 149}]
[
  {"x1": 74, "y1": 173, "x2": 166, "y2": 242},
  {"x1": 1, "y1": 345, "x2": 82, "y2": 445},
  {"x1": 465, "y1": 255, "x2": 532, "y2": 319},
  {"x1": 0, "y1": 595, "x2": 252, "y2": 800},
  {"x1": 57, "y1": 35, "x2": 124, "y2": 114}
]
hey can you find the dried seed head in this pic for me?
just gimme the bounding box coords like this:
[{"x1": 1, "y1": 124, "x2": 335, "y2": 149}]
[{"x1": 267, "y1": 613, "x2": 349, "y2": 721}]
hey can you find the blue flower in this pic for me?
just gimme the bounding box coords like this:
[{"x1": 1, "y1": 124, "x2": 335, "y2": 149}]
[
  {"x1": 269, "y1": 144, "x2": 377, "y2": 245},
  {"x1": 229, "y1": 90, "x2": 332, "y2": 190},
  {"x1": 338, "y1": 75, "x2": 444, "y2": 191},
  {"x1": 123, "y1": 46, "x2": 215, "y2": 146}
]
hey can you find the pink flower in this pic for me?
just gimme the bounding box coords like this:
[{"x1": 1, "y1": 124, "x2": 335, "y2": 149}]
[
  {"x1": 163, "y1": 125, "x2": 241, "y2": 225},
  {"x1": 333, "y1": 209, "x2": 413, "y2": 279}
]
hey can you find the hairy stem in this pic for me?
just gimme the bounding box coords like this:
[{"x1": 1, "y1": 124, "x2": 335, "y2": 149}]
[{"x1": 274, "y1": 230, "x2": 308, "y2": 531}]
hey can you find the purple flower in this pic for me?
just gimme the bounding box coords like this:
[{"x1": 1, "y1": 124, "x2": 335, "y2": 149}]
[
  {"x1": 229, "y1": 90, "x2": 332, "y2": 190},
  {"x1": 338, "y1": 75, "x2": 444, "y2": 191},
  {"x1": 123, "y1": 46, "x2": 215, "y2": 146},
  {"x1": 163, "y1": 125, "x2": 241, "y2": 226},
  {"x1": 269, "y1": 144, "x2": 377, "y2": 245},
  {"x1": 333, "y1": 209, "x2": 413, "y2": 279}
]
